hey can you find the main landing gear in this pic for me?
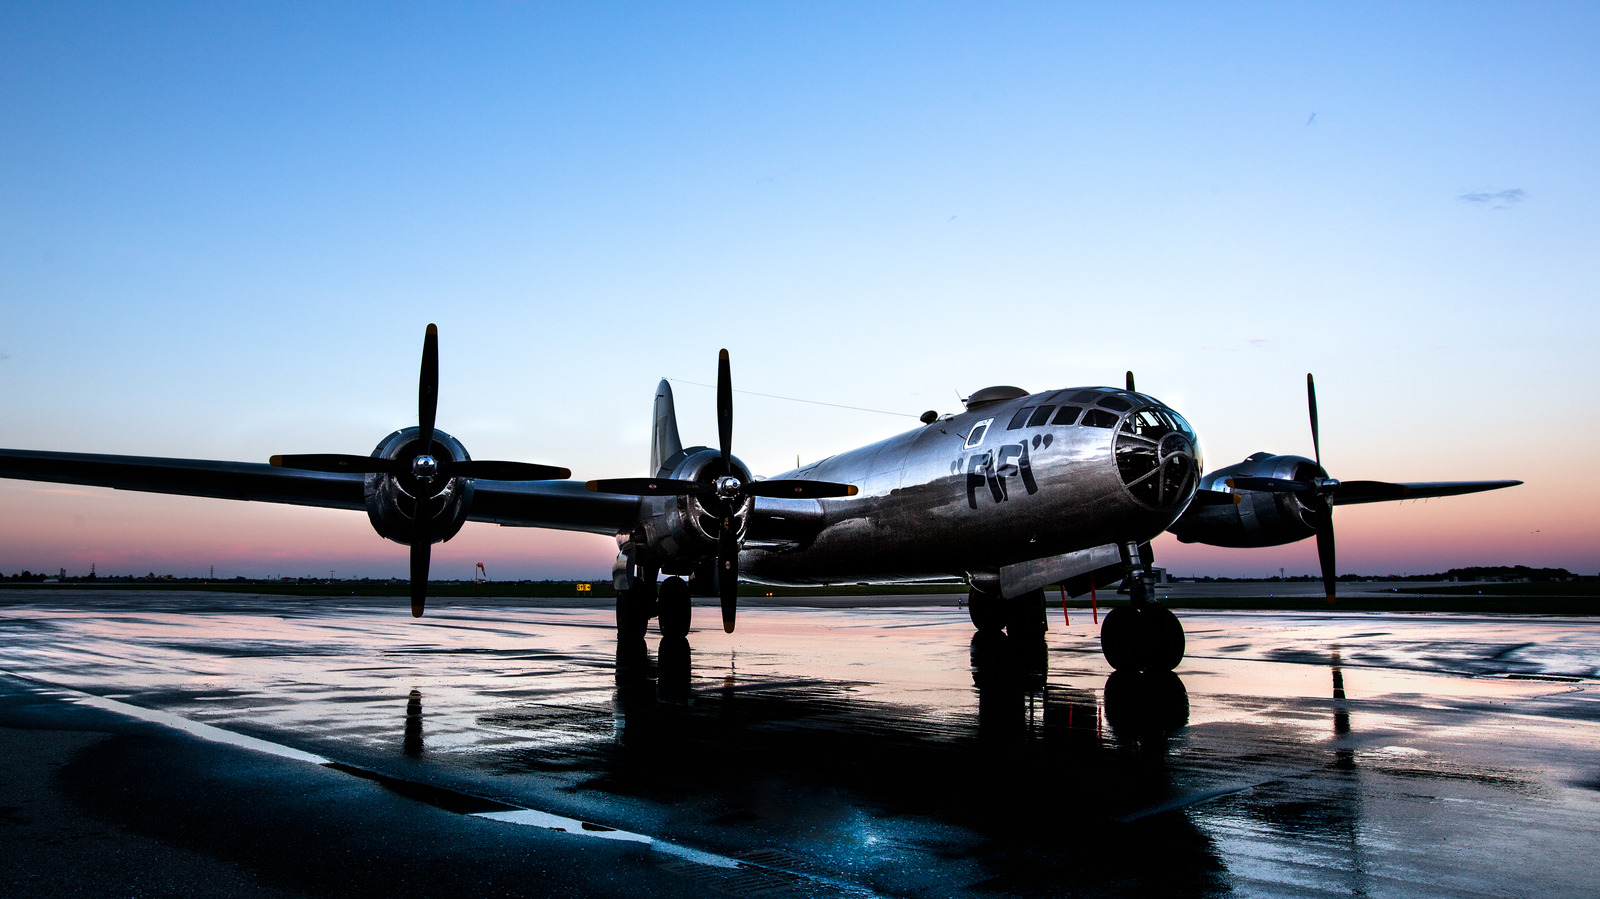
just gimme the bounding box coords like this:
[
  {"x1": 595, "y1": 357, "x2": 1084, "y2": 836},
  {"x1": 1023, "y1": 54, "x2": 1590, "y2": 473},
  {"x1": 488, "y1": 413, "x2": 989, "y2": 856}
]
[
  {"x1": 967, "y1": 586, "x2": 1047, "y2": 638},
  {"x1": 1098, "y1": 542, "x2": 1184, "y2": 673},
  {"x1": 969, "y1": 542, "x2": 1185, "y2": 672},
  {"x1": 616, "y1": 565, "x2": 693, "y2": 641}
]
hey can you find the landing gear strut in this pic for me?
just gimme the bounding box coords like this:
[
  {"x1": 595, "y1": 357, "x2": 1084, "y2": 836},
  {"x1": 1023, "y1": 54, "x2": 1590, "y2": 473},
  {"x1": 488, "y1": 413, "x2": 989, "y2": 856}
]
[{"x1": 1099, "y1": 542, "x2": 1185, "y2": 672}]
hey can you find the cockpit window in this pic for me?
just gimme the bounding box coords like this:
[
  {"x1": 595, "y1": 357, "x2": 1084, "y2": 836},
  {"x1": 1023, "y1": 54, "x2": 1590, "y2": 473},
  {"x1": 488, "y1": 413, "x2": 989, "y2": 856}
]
[
  {"x1": 1097, "y1": 395, "x2": 1132, "y2": 412},
  {"x1": 1051, "y1": 405, "x2": 1082, "y2": 425},
  {"x1": 964, "y1": 419, "x2": 992, "y2": 448},
  {"x1": 1081, "y1": 408, "x2": 1119, "y2": 428},
  {"x1": 1121, "y1": 408, "x2": 1172, "y2": 438},
  {"x1": 1113, "y1": 402, "x2": 1199, "y2": 509},
  {"x1": 1007, "y1": 407, "x2": 1035, "y2": 430},
  {"x1": 1026, "y1": 405, "x2": 1054, "y2": 427},
  {"x1": 1070, "y1": 389, "x2": 1101, "y2": 403}
]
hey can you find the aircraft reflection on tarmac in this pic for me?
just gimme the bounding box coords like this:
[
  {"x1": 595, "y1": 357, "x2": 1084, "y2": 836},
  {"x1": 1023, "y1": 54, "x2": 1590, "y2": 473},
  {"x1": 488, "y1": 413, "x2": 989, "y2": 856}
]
[
  {"x1": 403, "y1": 688, "x2": 424, "y2": 758},
  {"x1": 607, "y1": 632, "x2": 1191, "y2": 751},
  {"x1": 595, "y1": 632, "x2": 1227, "y2": 895},
  {"x1": 479, "y1": 630, "x2": 1387, "y2": 897}
]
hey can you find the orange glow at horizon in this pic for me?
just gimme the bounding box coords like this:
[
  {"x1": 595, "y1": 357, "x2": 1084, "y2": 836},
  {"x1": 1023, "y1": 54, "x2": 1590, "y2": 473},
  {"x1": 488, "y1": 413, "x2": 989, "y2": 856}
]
[{"x1": 0, "y1": 484, "x2": 615, "y2": 579}]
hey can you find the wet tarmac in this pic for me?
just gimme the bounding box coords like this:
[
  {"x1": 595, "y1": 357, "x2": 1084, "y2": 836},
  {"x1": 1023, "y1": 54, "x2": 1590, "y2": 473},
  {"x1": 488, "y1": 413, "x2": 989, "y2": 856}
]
[{"x1": 2, "y1": 588, "x2": 1598, "y2": 897}]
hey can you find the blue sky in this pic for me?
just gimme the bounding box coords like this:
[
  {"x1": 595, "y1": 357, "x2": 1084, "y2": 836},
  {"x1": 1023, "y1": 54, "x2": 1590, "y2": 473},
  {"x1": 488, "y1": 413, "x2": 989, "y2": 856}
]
[{"x1": 2, "y1": 2, "x2": 1594, "y2": 578}]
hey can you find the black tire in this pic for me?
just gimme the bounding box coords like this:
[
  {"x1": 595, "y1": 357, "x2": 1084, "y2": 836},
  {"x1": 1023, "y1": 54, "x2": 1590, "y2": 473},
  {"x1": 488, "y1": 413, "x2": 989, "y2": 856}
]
[
  {"x1": 1100, "y1": 605, "x2": 1143, "y2": 671},
  {"x1": 1005, "y1": 588, "x2": 1048, "y2": 638},
  {"x1": 616, "y1": 588, "x2": 651, "y2": 640},
  {"x1": 968, "y1": 588, "x2": 1005, "y2": 634},
  {"x1": 658, "y1": 576, "x2": 691, "y2": 639},
  {"x1": 1142, "y1": 604, "x2": 1186, "y2": 672},
  {"x1": 1100, "y1": 604, "x2": 1186, "y2": 672}
]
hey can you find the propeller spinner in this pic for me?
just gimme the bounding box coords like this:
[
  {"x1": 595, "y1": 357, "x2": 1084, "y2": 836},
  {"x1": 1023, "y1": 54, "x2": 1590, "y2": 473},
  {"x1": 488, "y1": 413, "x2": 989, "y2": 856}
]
[
  {"x1": 271, "y1": 324, "x2": 570, "y2": 617},
  {"x1": 586, "y1": 349, "x2": 858, "y2": 633}
]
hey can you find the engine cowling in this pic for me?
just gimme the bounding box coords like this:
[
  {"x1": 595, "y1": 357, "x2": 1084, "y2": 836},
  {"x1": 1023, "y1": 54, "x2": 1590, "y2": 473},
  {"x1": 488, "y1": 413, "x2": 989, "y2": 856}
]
[
  {"x1": 634, "y1": 447, "x2": 754, "y2": 568},
  {"x1": 1168, "y1": 452, "x2": 1326, "y2": 548},
  {"x1": 363, "y1": 427, "x2": 474, "y2": 547}
]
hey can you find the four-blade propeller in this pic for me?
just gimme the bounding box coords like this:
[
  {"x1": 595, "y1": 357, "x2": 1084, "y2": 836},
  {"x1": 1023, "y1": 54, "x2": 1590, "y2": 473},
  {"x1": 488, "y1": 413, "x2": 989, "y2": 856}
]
[
  {"x1": 585, "y1": 349, "x2": 858, "y2": 633},
  {"x1": 270, "y1": 324, "x2": 570, "y2": 618},
  {"x1": 1223, "y1": 374, "x2": 1354, "y2": 602},
  {"x1": 1226, "y1": 374, "x2": 1340, "y2": 599}
]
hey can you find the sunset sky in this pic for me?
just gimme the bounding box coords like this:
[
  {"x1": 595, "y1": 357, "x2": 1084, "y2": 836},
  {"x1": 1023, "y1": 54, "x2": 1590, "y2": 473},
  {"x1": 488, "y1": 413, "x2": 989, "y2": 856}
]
[{"x1": 2, "y1": 3, "x2": 1594, "y2": 579}]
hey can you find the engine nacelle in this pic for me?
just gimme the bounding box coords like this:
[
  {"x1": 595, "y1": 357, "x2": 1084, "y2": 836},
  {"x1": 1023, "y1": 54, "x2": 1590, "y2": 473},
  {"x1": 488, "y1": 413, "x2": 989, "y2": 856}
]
[
  {"x1": 363, "y1": 427, "x2": 474, "y2": 547},
  {"x1": 634, "y1": 447, "x2": 754, "y2": 570},
  {"x1": 1168, "y1": 452, "x2": 1325, "y2": 548}
]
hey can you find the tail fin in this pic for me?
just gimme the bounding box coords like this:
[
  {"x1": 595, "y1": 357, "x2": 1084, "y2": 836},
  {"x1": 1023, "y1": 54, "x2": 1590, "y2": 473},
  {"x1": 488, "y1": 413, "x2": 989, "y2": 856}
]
[{"x1": 651, "y1": 379, "x2": 684, "y2": 477}]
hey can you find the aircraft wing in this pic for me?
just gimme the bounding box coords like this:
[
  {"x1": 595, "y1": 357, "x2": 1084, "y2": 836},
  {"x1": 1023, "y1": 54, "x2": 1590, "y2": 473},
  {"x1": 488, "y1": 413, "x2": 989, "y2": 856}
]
[
  {"x1": 0, "y1": 447, "x2": 641, "y2": 536},
  {"x1": 0, "y1": 448, "x2": 367, "y2": 510},
  {"x1": 1329, "y1": 479, "x2": 1524, "y2": 506},
  {"x1": 467, "y1": 481, "x2": 640, "y2": 535}
]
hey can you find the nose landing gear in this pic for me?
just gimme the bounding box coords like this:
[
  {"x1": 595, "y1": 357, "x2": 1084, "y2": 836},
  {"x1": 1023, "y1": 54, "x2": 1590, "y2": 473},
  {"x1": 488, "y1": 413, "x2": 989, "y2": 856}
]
[{"x1": 1099, "y1": 542, "x2": 1185, "y2": 672}]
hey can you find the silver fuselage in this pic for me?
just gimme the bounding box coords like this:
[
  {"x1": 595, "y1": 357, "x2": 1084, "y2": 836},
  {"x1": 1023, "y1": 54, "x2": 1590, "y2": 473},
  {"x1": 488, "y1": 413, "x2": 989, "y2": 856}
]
[{"x1": 741, "y1": 387, "x2": 1200, "y2": 585}]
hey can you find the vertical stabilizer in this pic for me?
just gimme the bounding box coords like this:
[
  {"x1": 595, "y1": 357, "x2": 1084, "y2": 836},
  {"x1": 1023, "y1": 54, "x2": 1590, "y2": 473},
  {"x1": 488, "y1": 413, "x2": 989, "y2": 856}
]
[{"x1": 651, "y1": 379, "x2": 684, "y2": 476}]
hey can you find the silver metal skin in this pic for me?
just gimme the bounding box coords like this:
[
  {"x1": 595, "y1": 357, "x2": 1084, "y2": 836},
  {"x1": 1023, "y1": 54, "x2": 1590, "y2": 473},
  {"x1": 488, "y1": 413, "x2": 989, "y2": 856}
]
[
  {"x1": 1168, "y1": 452, "x2": 1326, "y2": 548},
  {"x1": 734, "y1": 385, "x2": 1201, "y2": 588}
]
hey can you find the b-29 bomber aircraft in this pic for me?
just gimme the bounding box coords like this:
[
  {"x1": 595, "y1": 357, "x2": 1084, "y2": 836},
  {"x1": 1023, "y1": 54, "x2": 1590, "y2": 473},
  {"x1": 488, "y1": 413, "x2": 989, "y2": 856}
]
[{"x1": 0, "y1": 325, "x2": 1521, "y2": 672}]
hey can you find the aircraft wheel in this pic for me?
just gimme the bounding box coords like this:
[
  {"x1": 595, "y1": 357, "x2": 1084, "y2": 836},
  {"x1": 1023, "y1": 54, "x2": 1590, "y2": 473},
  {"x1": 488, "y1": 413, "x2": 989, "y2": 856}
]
[
  {"x1": 1099, "y1": 605, "x2": 1185, "y2": 672},
  {"x1": 616, "y1": 588, "x2": 650, "y2": 640},
  {"x1": 968, "y1": 588, "x2": 1005, "y2": 634},
  {"x1": 1006, "y1": 588, "x2": 1048, "y2": 638},
  {"x1": 658, "y1": 576, "x2": 691, "y2": 639},
  {"x1": 1099, "y1": 606, "x2": 1142, "y2": 671},
  {"x1": 1142, "y1": 604, "x2": 1186, "y2": 672}
]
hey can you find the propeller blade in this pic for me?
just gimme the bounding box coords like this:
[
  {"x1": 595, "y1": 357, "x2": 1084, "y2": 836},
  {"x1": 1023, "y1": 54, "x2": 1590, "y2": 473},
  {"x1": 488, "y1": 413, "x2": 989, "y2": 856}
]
[
  {"x1": 410, "y1": 538, "x2": 431, "y2": 618},
  {"x1": 717, "y1": 348, "x2": 733, "y2": 467},
  {"x1": 1329, "y1": 478, "x2": 1523, "y2": 506},
  {"x1": 1226, "y1": 476, "x2": 1314, "y2": 493},
  {"x1": 451, "y1": 460, "x2": 571, "y2": 481},
  {"x1": 745, "y1": 479, "x2": 859, "y2": 498},
  {"x1": 271, "y1": 453, "x2": 397, "y2": 475},
  {"x1": 1316, "y1": 517, "x2": 1337, "y2": 603},
  {"x1": 1307, "y1": 373, "x2": 1321, "y2": 472},
  {"x1": 584, "y1": 477, "x2": 710, "y2": 496},
  {"x1": 718, "y1": 517, "x2": 738, "y2": 633},
  {"x1": 418, "y1": 324, "x2": 439, "y2": 450},
  {"x1": 1126, "y1": 371, "x2": 1136, "y2": 392}
]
